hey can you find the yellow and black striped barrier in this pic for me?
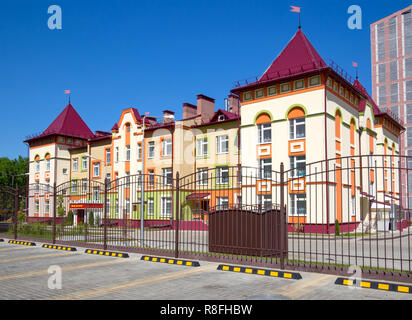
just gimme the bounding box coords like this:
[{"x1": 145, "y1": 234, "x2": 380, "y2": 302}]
[
  {"x1": 217, "y1": 264, "x2": 302, "y2": 280},
  {"x1": 42, "y1": 244, "x2": 77, "y2": 251},
  {"x1": 141, "y1": 256, "x2": 200, "y2": 267},
  {"x1": 335, "y1": 278, "x2": 412, "y2": 294},
  {"x1": 85, "y1": 249, "x2": 129, "y2": 258},
  {"x1": 8, "y1": 240, "x2": 36, "y2": 246}
]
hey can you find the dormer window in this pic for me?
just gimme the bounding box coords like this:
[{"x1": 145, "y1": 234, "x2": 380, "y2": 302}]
[
  {"x1": 218, "y1": 115, "x2": 226, "y2": 122},
  {"x1": 243, "y1": 91, "x2": 252, "y2": 101},
  {"x1": 255, "y1": 88, "x2": 264, "y2": 99}
]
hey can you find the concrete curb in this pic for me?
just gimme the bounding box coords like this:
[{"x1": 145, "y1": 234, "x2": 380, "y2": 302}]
[
  {"x1": 141, "y1": 255, "x2": 200, "y2": 267},
  {"x1": 217, "y1": 264, "x2": 302, "y2": 280},
  {"x1": 42, "y1": 244, "x2": 77, "y2": 252},
  {"x1": 85, "y1": 249, "x2": 129, "y2": 258},
  {"x1": 335, "y1": 277, "x2": 412, "y2": 294},
  {"x1": 8, "y1": 240, "x2": 36, "y2": 246}
]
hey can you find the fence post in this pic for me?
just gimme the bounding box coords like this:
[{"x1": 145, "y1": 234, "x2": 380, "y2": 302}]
[
  {"x1": 52, "y1": 182, "x2": 57, "y2": 244},
  {"x1": 104, "y1": 179, "x2": 108, "y2": 251},
  {"x1": 14, "y1": 188, "x2": 18, "y2": 240},
  {"x1": 175, "y1": 172, "x2": 180, "y2": 259},
  {"x1": 280, "y1": 163, "x2": 285, "y2": 270}
]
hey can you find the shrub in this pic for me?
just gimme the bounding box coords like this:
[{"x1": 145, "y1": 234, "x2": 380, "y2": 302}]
[
  {"x1": 335, "y1": 219, "x2": 340, "y2": 236},
  {"x1": 88, "y1": 212, "x2": 94, "y2": 226},
  {"x1": 95, "y1": 215, "x2": 101, "y2": 227},
  {"x1": 67, "y1": 211, "x2": 74, "y2": 226}
]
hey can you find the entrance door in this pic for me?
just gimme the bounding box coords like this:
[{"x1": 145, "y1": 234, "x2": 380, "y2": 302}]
[{"x1": 77, "y1": 210, "x2": 85, "y2": 224}]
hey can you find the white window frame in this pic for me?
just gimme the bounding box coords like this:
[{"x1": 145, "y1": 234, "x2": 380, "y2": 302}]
[
  {"x1": 82, "y1": 179, "x2": 88, "y2": 193},
  {"x1": 289, "y1": 117, "x2": 306, "y2": 140},
  {"x1": 197, "y1": 168, "x2": 208, "y2": 186},
  {"x1": 257, "y1": 123, "x2": 272, "y2": 144},
  {"x1": 290, "y1": 155, "x2": 306, "y2": 178},
  {"x1": 148, "y1": 198, "x2": 154, "y2": 216},
  {"x1": 162, "y1": 139, "x2": 172, "y2": 157},
  {"x1": 259, "y1": 158, "x2": 272, "y2": 179},
  {"x1": 106, "y1": 149, "x2": 111, "y2": 164},
  {"x1": 72, "y1": 158, "x2": 78, "y2": 172},
  {"x1": 161, "y1": 196, "x2": 172, "y2": 217},
  {"x1": 258, "y1": 195, "x2": 272, "y2": 211},
  {"x1": 290, "y1": 193, "x2": 306, "y2": 216},
  {"x1": 216, "y1": 135, "x2": 229, "y2": 154},
  {"x1": 93, "y1": 162, "x2": 100, "y2": 178},
  {"x1": 148, "y1": 142, "x2": 155, "y2": 159},
  {"x1": 125, "y1": 146, "x2": 131, "y2": 161},
  {"x1": 137, "y1": 143, "x2": 142, "y2": 160},
  {"x1": 115, "y1": 147, "x2": 119, "y2": 163},
  {"x1": 216, "y1": 197, "x2": 229, "y2": 210},
  {"x1": 162, "y1": 168, "x2": 172, "y2": 186},
  {"x1": 216, "y1": 166, "x2": 229, "y2": 185},
  {"x1": 71, "y1": 180, "x2": 78, "y2": 193},
  {"x1": 46, "y1": 159, "x2": 51, "y2": 172},
  {"x1": 197, "y1": 137, "x2": 208, "y2": 157},
  {"x1": 93, "y1": 187, "x2": 100, "y2": 201},
  {"x1": 82, "y1": 156, "x2": 88, "y2": 171}
]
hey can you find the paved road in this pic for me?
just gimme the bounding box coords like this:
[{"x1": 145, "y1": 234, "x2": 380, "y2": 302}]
[{"x1": 0, "y1": 240, "x2": 410, "y2": 301}]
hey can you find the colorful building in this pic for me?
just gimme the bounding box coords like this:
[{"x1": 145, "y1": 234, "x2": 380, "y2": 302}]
[{"x1": 24, "y1": 27, "x2": 403, "y2": 231}]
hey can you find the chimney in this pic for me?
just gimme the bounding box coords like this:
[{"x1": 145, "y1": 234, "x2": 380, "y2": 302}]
[
  {"x1": 228, "y1": 94, "x2": 240, "y2": 115},
  {"x1": 197, "y1": 94, "x2": 215, "y2": 123},
  {"x1": 183, "y1": 103, "x2": 197, "y2": 120},
  {"x1": 163, "y1": 110, "x2": 175, "y2": 123}
]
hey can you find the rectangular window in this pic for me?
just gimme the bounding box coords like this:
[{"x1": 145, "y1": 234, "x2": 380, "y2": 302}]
[
  {"x1": 389, "y1": 61, "x2": 398, "y2": 81},
  {"x1": 405, "y1": 58, "x2": 412, "y2": 78},
  {"x1": 294, "y1": 79, "x2": 305, "y2": 90},
  {"x1": 148, "y1": 142, "x2": 155, "y2": 158},
  {"x1": 35, "y1": 161, "x2": 40, "y2": 172},
  {"x1": 390, "y1": 83, "x2": 398, "y2": 103},
  {"x1": 93, "y1": 187, "x2": 100, "y2": 201},
  {"x1": 162, "y1": 138, "x2": 172, "y2": 157},
  {"x1": 257, "y1": 123, "x2": 272, "y2": 144},
  {"x1": 259, "y1": 158, "x2": 272, "y2": 179},
  {"x1": 115, "y1": 147, "x2": 119, "y2": 163},
  {"x1": 406, "y1": 80, "x2": 412, "y2": 101},
  {"x1": 45, "y1": 201, "x2": 50, "y2": 214},
  {"x1": 148, "y1": 169, "x2": 155, "y2": 186},
  {"x1": 216, "y1": 166, "x2": 229, "y2": 185},
  {"x1": 148, "y1": 198, "x2": 154, "y2": 216},
  {"x1": 308, "y1": 75, "x2": 321, "y2": 87},
  {"x1": 216, "y1": 197, "x2": 229, "y2": 210},
  {"x1": 404, "y1": 11, "x2": 412, "y2": 55},
  {"x1": 106, "y1": 148, "x2": 111, "y2": 164},
  {"x1": 82, "y1": 179, "x2": 88, "y2": 193},
  {"x1": 161, "y1": 197, "x2": 172, "y2": 217},
  {"x1": 162, "y1": 168, "x2": 172, "y2": 186},
  {"x1": 376, "y1": 22, "x2": 386, "y2": 61},
  {"x1": 388, "y1": 16, "x2": 397, "y2": 58},
  {"x1": 289, "y1": 118, "x2": 306, "y2": 140},
  {"x1": 125, "y1": 146, "x2": 131, "y2": 161},
  {"x1": 216, "y1": 135, "x2": 229, "y2": 154},
  {"x1": 243, "y1": 91, "x2": 252, "y2": 101},
  {"x1": 290, "y1": 193, "x2": 306, "y2": 216},
  {"x1": 378, "y1": 85, "x2": 387, "y2": 105},
  {"x1": 280, "y1": 83, "x2": 290, "y2": 93},
  {"x1": 125, "y1": 199, "x2": 130, "y2": 215},
  {"x1": 137, "y1": 143, "x2": 142, "y2": 160},
  {"x1": 377, "y1": 63, "x2": 386, "y2": 83},
  {"x1": 93, "y1": 162, "x2": 100, "y2": 178},
  {"x1": 197, "y1": 168, "x2": 209, "y2": 186},
  {"x1": 196, "y1": 137, "x2": 208, "y2": 157},
  {"x1": 82, "y1": 157, "x2": 88, "y2": 171},
  {"x1": 258, "y1": 195, "x2": 272, "y2": 211},
  {"x1": 255, "y1": 88, "x2": 264, "y2": 99},
  {"x1": 406, "y1": 104, "x2": 412, "y2": 123},
  {"x1": 290, "y1": 155, "x2": 306, "y2": 178},
  {"x1": 46, "y1": 159, "x2": 51, "y2": 171},
  {"x1": 115, "y1": 199, "x2": 119, "y2": 215},
  {"x1": 125, "y1": 172, "x2": 130, "y2": 185},
  {"x1": 71, "y1": 180, "x2": 78, "y2": 193},
  {"x1": 351, "y1": 196, "x2": 356, "y2": 216},
  {"x1": 267, "y1": 86, "x2": 277, "y2": 96},
  {"x1": 72, "y1": 158, "x2": 78, "y2": 172}
]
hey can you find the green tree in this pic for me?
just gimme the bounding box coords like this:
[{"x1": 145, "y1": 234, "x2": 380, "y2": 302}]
[
  {"x1": 88, "y1": 211, "x2": 94, "y2": 226},
  {"x1": 57, "y1": 194, "x2": 65, "y2": 217},
  {"x1": 67, "y1": 210, "x2": 74, "y2": 226}
]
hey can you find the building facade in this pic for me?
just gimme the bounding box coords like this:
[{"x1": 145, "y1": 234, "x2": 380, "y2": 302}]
[
  {"x1": 371, "y1": 5, "x2": 412, "y2": 207},
  {"x1": 24, "y1": 28, "x2": 403, "y2": 231}
]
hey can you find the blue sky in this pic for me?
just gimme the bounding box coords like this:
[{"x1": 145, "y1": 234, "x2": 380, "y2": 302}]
[{"x1": 0, "y1": 0, "x2": 410, "y2": 159}]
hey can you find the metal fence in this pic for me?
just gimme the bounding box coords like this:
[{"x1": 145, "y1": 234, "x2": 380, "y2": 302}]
[{"x1": 1, "y1": 155, "x2": 411, "y2": 283}]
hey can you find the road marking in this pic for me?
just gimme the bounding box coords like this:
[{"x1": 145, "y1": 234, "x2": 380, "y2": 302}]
[
  {"x1": 270, "y1": 274, "x2": 335, "y2": 299},
  {"x1": 0, "y1": 257, "x2": 135, "y2": 281},
  {"x1": 49, "y1": 264, "x2": 217, "y2": 300},
  {"x1": 0, "y1": 246, "x2": 37, "y2": 252},
  {"x1": 0, "y1": 252, "x2": 79, "y2": 263}
]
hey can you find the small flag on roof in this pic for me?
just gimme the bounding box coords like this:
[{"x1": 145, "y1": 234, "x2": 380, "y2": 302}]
[
  {"x1": 352, "y1": 62, "x2": 358, "y2": 67},
  {"x1": 64, "y1": 90, "x2": 71, "y2": 94},
  {"x1": 290, "y1": 6, "x2": 301, "y2": 13}
]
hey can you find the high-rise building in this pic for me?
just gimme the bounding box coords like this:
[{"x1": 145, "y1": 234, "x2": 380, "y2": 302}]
[{"x1": 371, "y1": 5, "x2": 412, "y2": 207}]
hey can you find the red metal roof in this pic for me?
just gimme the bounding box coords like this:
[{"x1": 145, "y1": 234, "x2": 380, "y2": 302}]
[
  {"x1": 259, "y1": 29, "x2": 327, "y2": 82},
  {"x1": 26, "y1": 103, "x2": 94, "y2": 142}
]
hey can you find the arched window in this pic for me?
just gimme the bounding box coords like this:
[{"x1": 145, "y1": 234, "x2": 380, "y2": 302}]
[{"x1": 288, "y1": 107, "x2": 305, "y2": 140}]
